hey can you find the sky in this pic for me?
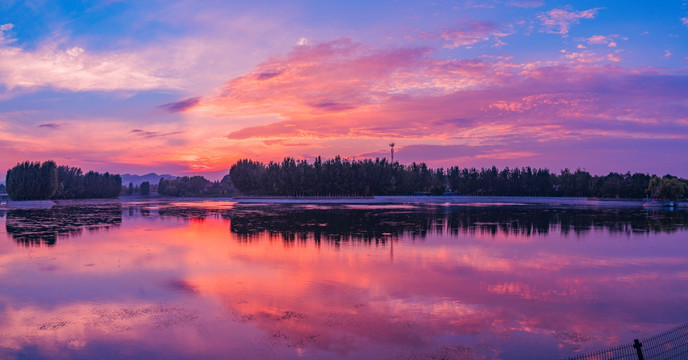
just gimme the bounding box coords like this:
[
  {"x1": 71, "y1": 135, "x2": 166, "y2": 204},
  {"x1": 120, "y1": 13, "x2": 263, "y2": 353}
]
[{"x1": 1, "y1": 0, "x2": 687, "y2": 181}]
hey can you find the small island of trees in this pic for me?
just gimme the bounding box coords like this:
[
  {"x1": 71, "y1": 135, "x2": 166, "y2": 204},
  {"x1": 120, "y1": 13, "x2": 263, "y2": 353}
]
[
  {"x1": 5, "y1": 161, "x2": 121, "y2": 200},
  {"x1": 158, "y1": 175, "x2": 234, "y2": 197}
]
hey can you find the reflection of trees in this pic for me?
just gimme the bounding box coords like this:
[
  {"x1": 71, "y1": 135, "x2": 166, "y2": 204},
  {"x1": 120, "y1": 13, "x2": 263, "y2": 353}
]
[
  {"x1": 6, "y1": 203, "x2": 687, "y2": 246},
  {"x1": 225, "y1": 207, "x2": 429, "y2": 243},
  {"x1": 5, "y1": 204, "x2": 122, "y2": 246},
  {"x1": 158, "y1": 207, "x2": 226, "y2": 220},
  {"x1": 446, "y1": 207, "x2": 688, "y2": 236},
  {"x1": 225, "y1": 206, "x2": 688, "y2": 242}
]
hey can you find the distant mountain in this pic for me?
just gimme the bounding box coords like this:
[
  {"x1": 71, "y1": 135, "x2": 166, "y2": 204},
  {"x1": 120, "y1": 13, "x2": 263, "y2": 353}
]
[{"x1": 121, "y1": 173, "x2": 176, "y2": 186}]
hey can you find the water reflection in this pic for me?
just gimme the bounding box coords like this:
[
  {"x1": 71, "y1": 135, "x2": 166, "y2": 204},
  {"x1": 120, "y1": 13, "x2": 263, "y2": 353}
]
[
  {"x1": 5, "y1": 204, "x2": 122, "y2": 246},
  {"x1": 225, "y1": 205, "x2": 688, "y2": 242},
  {"x1": 1, "y1": 201, "x2": 687, "y2": 359},
  {"x1": 6, "y1": 202, "x2": 688, "y2": 246}
]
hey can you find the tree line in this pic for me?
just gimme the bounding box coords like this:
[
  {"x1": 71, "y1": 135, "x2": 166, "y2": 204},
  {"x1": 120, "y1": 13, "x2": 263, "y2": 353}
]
[
  {"x1": 158, "y1": 175, "x2": 234, "y2": 197},
  {"x1": 229, "y1": 156, "x2": 688, "y2": 200},
  {"x1": 5, "y1": 158, "x2": 685, "y2": 201},
  {"x1": 5, "y1": 161, "x2": 122, "y2": 200},
  {"x1": 126, "y1": 181, "x2": 150, "y2": 196}
]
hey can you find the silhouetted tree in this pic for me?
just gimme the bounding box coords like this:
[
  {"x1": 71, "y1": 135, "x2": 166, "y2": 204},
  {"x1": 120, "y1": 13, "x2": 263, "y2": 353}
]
[
  {"x1": 6, "y1": 161, "x2": 121, "y2": 200},
  {"x1": 227, "y1": 157, "x2": 672, "y2": 199},
  {"x1": 158, "y1": 176, "x2": 211, "y2": 197},
  {"x1": 140, "y1": 181, "x2": 150, "y2": 196},
  {"x1": 229, "y1": 159, "x2": 267, "y2": 195},
  {"x1": 54, "y1": 166, "x2": 85, "y2": 199},
  {"x1": 6, "y1": 161, "x2": 58, "y2": 200}
]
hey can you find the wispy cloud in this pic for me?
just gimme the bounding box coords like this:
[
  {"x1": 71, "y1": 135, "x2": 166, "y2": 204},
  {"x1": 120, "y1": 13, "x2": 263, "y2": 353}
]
[
  {"x1": 131, "y1": 129, "x2": 185, "y2": 138},
  {"x1": 0, "y1": 27, "x2": 179, "y2": 93},
  {"x1": 506, "y1": 1, "x2": 544, "y2": 8},
  {"x1": 158, "y1": 97, "x2": 201, "y2": 113},
  {"x1": 538, "y1": 8, "x2": 600, "y2": 36},
  {"x1": 37, "y1": 123, "x2": 61, "y2": 129},
  {"x1": 0, "y1": 23, "x2": 15, "y2": 45},
  {"x1": 682, "y1": 17, "x2": 688, "y2": 27},
  {"x1": 439, "y1": 22, "x2": 511, "y2": 48},
  {"x1": 583, "y1": 34, "x2": 619, "y2": 47},
  {"x1": 563, "y1": 50, "x2": 622, "y2": 63}
]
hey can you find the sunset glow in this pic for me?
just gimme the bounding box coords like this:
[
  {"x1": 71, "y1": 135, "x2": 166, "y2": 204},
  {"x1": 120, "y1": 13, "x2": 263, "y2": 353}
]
[{"x1": 1, "y1": 1, "x2": 687, "y2": 179}]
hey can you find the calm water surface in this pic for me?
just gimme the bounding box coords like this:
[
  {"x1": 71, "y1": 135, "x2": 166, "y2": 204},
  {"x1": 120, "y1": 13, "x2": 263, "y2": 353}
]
[{"x1": 1, "y1": 201, "x2": 687, "y2": 359}]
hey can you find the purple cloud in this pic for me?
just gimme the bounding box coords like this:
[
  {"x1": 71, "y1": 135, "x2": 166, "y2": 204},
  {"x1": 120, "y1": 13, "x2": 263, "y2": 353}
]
[
  {"x1": 131, "y1": 129, "x2": 184, "y2": 138},
  {"x1": 255, "y1": 70, "x2": 284, "y2": 80},
  {"x1": 158, "y1": 97, "x2": 201, "y2": 113},
  {"x1": 507, "y1": 0, "x2": 544, "y2": 7}
]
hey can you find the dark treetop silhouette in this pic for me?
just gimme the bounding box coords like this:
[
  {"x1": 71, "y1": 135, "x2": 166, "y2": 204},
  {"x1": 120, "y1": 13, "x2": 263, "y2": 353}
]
[
  {"x1": 5, "y1": 161, "x2": 121, "y2": 200},
  {"x1": 229, "y1": 156, "x2": 688, "y2": 199}
]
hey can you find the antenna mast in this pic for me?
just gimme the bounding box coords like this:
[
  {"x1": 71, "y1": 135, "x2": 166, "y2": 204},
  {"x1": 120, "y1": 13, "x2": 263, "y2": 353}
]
[{"x1": 389, "y1": 142, "x2": 395, "y2": 163}]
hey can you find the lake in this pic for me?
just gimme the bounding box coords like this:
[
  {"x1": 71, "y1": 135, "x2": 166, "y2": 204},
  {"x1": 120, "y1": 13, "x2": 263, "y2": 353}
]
[{"x1": 1, "y1": 200, "x2": 687, "y2": 359}]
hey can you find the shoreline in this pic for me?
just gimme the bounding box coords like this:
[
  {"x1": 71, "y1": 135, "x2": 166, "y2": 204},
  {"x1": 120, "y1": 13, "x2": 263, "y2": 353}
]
[
  {"x1": 229, "y1": 195, "x2": 686, "y2": 207},
  {"x1": 1, "y1": 196, "x2": 685, "y2": 209}
]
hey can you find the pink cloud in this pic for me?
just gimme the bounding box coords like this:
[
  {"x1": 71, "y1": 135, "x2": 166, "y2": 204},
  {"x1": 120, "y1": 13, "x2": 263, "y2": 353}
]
[
  {"x1": 0, "y1": 23, "x2": 15, "y2": 46},
  {"x1": 191, "y1": 41, "x2": 685, "y2": 140},
  {"x1": 192, "y1": 39, "x2": 515, "y2": 144},
  {"x1": 439, "y1": 22, "x2": 511, "y2": 48},
  {"x1": 538, "y1": 8, "x2": 601, "y2": 36},
  {"x1": 563, "y1": 50, "x2": 622, "y2": 64},
  {"x1": 583, "y1": 34, "x2": 619, "y2": 47}
]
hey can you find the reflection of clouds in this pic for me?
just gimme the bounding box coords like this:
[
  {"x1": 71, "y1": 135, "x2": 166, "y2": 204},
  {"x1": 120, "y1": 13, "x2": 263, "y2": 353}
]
[
  {"x1": 0, "y1": 302, "x2": 220, "y2": 358},
  {"x1": 197, "y1": 277, "x2": 496, "y2": 357}
]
